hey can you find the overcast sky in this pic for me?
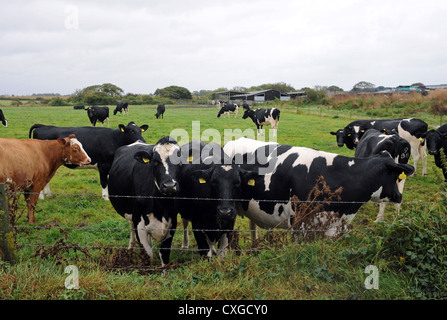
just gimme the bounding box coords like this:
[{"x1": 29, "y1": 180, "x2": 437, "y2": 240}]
[{"x1": 1, "y1": 0, "x2": 446, "y2": 95}]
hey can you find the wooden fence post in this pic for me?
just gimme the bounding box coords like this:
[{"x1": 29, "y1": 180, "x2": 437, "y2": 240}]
[{"x1": 0, "y1": 183, "x2": 16, "y2": 265}]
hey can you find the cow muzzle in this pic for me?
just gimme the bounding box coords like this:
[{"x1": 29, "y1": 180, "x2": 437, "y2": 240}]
[
  {"x1": 160, "y1": 181, "x2": 178, "y2": 196},
  {"x1": 216, "y1": 206, "x2": 236, "y2": 227}
]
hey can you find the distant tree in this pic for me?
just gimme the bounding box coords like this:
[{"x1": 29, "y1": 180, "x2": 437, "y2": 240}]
[
  {"x1": 71, "y1": 83, "x2": 124, "y2": 105},
  {"x1": 351, "y1": 81, "x2": 375, "y2": 92},
  {"x1": 327, "y1": 85, "x2": 344, "y2": 92},
  {"x1": 154, "y1": 85, "x2": 192, "y2": 99},
  {"x1": 248, "y1": 82, "x2": 296, "y2": 93}
]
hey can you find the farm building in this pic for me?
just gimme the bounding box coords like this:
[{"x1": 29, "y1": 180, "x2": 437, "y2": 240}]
[{"x1": 214, "y1": 89, "x2": 306, "y2": 104}]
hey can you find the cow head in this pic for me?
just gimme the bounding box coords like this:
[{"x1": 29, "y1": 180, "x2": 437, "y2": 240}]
[
  {"x1": 134, "y1": 136, "x2": 181, "y2": 196},
  {"x1": 191, "y1": 164, "x2": 257, "y2": 229},
  {"x1": 425, "y1": 129, "x2": 447, "y2": 155},
  {"x1": 370, "y1": 152, "x2": 415, "y2": 204},
  {"x1": 330, "y1": 128, "x2": 357, "y2": 149},
  {"x1": 58, "y1": 134, "x2": 91, "y2": 166},
  {"x1": 242, "y1": 109, "x2": 254, "y2": 120},
  {"x1": 330, "y1": 129, "x2": 345, "y2": 147},
  {"x1": 118, "y1": 122, "x2": 149, "y2": 144}
]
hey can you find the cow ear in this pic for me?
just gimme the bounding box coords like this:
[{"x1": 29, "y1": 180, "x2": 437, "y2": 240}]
[
  {"x1": 192, "y1": 167, "x2": 214, "y2": 184},
  {"x1": 387, "y1": 162, "x2": 415, "y2": 178},
  {"x1": 118, "y1": 124, "x2": 126, "y2": 132},
  {"x1": 140, "y1": 125, "x2": 149, "y2": 133},
  {"x1": 239, "y1": 168, "x2": 258, "y2": 187},
  {"x1": 330, "y1": 131, "x2": 337, "y2": 135},
  {"x1": 134, "y1": 150, "x2": 153, "y2": 164},
  {"x1": 57, "y1": 137, "x2": 67, "y2": 145}
]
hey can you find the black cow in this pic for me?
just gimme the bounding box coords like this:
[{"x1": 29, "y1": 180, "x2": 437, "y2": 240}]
[
  {"x1": 331, "y1": 118, "x2": 428, "y2": 175},
  {"x1": 28, "y1": 121, "x2": 149, "y2": 200},
  {"x1": 114, "y1": 102, "x2": 129, "y2": 115},
  {"x1": 0, "y1": 109, "x2": 7, "y2": 127},
  {"x1": 355, "y1": 129, "x2": 411, "y2": 221},
  {"x1": 217, "y1": 103, "x2": 239, "y2": 118},
  {"x1": 86, "y1": 106, "x2": 109, "y2": 127},
  {"x1": 223, "y1": 137, "x2": 414, "y2": 239},
  {"x1": 425, "y1": 124, "x2": 447, "y2": 182},
  {"x1": 155, "y1": 104, "x2": 165, "y2": 119},
  {"x1": 108, "y1": 137, "x2": 182, "y2": 266},
  {"x1": 179, "y1": 141, "x2": 257, "y2": 258},
  {"x1": 242, "y1": 106, "x2": 280, "y2": 137}
]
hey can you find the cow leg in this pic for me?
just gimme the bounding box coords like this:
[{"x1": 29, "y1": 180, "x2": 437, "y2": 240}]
[
  {"x1": 136, "y1": 219, "x2": 154, "y2": 262},
  {"x1": 375, "y1": 203, "x2": 387, "y2": 222},
  {"x1": 192, "y1": 228, "x2": 210, "y2": 258},
  {"x1": 419, "y1": 142, "x2": 427, "y2": 176},
  {"x1": 98, "y1": 166, "x2": 110, "y2": 200},
  {"x1": 124, "y1": 214, "x2": 136, "y2": 249},
  {"x1": 217, "y1": 233, "x2": 229, "y2": 257},
  {"x1": 24, "y1": 191, "x2": 39, "y2": 224},
  {"x1": 409, "y1": 142, "x2": 421, "y2": 175},
  {"x1": 250, "y1": 219, "x2": 258, "y2": 241},
  {"x1": 159, "y1": 218, "x2": 177, "y2": 267},
  {"x1": 181, "y1": 218, "x2": 190, "y2": 249}
]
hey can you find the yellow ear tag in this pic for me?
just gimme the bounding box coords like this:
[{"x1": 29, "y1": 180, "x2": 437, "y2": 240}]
[
  {"x1": 121, "y1": 128, "x2": 125, "y2": 132},
  {"x1": 247, "y1": 178, "x2": 255, "y2": 186},
  {"x1": 398, "y1": 172, "x2": 407, "y2": 180},
  {"x1": 419, "y1": 137, "x2": 423, "y2": 142},
  {"x1": 199, "y1": 178, "x2": 206, "y2": 184},
  {"x1": 187, "y1": 156, "x2": 193, "y2": 163},
  {"x1": 142, "y1": 157, "x2": 150, "y2": 164},
  {"x1": 141, "y1": 128, "x2": 145, "y2": 132}
]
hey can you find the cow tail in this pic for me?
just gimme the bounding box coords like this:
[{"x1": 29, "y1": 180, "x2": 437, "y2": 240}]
[{"x1": 29, "y1": 124, "x2": 44, "y2": 138}]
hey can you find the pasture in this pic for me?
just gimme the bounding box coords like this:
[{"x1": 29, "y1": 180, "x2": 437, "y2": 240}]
[{"x1": 0, "y1": 103, "x2": 446, "y2": 300}]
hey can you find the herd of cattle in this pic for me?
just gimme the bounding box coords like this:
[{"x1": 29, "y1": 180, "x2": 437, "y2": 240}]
[{"x1": 1, "y1": 103, "x2": 447, "y2": 266}]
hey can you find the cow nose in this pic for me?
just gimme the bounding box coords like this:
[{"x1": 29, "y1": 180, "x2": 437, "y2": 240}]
[
  {"x1": 217, "y1": 207, "x2": 234, "y2": 219},
  {"x1": 161, "y1": 181, "x2": 178, "y2": 195},
  {"x1": 428, "y1": 149, "x2": 438, "y2": 155}
]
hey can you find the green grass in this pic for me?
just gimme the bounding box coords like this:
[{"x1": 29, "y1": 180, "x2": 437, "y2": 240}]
[{"x1": 0, "y1": 103, "x2": 446, "y2": 300}]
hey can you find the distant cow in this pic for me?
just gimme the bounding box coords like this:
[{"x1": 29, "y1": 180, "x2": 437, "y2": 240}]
[
  {"x1": 114, "y1": 102, "x2": 129, "y2": 115},
  {"x1": 0, "y1": 135, "x2": 91, "y2": 223},
  {"x1": 108, "y1": 137, "x2": 182, "y2": 266},
  {"x1": 179, "y1": 141, "x2": 257, "y2": 258},
  {"x1": 155, "y1": 104, "x2": 165, "y2": 119},
  {"x1": 217, "y1": 103, "x2": 239, "y2": 118},
  {"x1": 0, "y1": 109, "x2": 7, "y2": 127},
  {"x1": 331, "y1": 118, "x2": 428, "y2": 175},
  {"x1": 29, "y1": 122, "x2": 148, "y2": 200},
  {"x1": 242, "y1": 106, "x2": 280, "y2": 137},
  {"x1": 425, "y1": 124, "x2": 447, "y2": 182},
  {"x1": 223, "y1": 137, "x2": 415, "y2": 239},
  {"x1": 355, "y1": 129, "x2": 411, "y2": 221},
  {"x1": 86, "y1": 106, "x2": 109, "y2": 127}
]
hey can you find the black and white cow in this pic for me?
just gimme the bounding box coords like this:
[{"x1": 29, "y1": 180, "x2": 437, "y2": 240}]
[
  {"x1": 29, "y1": 121, "x2": 149, "y2": 200},
  {"x1": 108, "y1": 137, "x2": 182, "y2": 266},
  {"x1": 0, "y1": 109, "x2": 7, "y2": 127},
  {"x1": 242, "y1": 106, "x2": 280, "y2": 137},
  {"x1": 425, "y1": 124, "x2": 447, "y2": 182},
  {"x1": 86, "y1": 106, "x2": 110, "y2": 127},
  {"x1": 217, "y1": 103, "x2": 239, "y2": 118},
  {"x1": 355, "y1": 129, "x2": 411, "y2": 221},
  {"x1": 114, "y1": 102, "x2": 129, "y2": 115},
  {"x1": 179, "y1": 140, "x2": 257, "y2": 258},
  {"x1": 223, "y1": 137, "x2": 415, "y2": 239},
  {"x1": 155, "y1": 104, "x2": 165, "y2": 119},
  {"x1": 331, "y1": 118, "x2": 427, "y2": 175}
]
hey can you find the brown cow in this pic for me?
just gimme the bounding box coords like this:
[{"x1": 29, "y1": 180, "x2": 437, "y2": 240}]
[{"x1": 0, "y1": 134, "x2": 91, "y2": 223}]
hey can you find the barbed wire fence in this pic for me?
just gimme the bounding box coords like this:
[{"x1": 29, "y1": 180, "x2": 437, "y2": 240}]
[{"x1": 0, "y1": 183, "x2": 436, "y2": 272}]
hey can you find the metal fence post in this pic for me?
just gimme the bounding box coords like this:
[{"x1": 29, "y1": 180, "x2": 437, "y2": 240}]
[{"x1": 0, "y1": 183, "x2": 16, "y2": 265}]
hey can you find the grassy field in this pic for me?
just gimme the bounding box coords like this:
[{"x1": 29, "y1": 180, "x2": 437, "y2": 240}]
[{"x1": 0, "y1": 103, "x2": 446, "y2": 300}]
